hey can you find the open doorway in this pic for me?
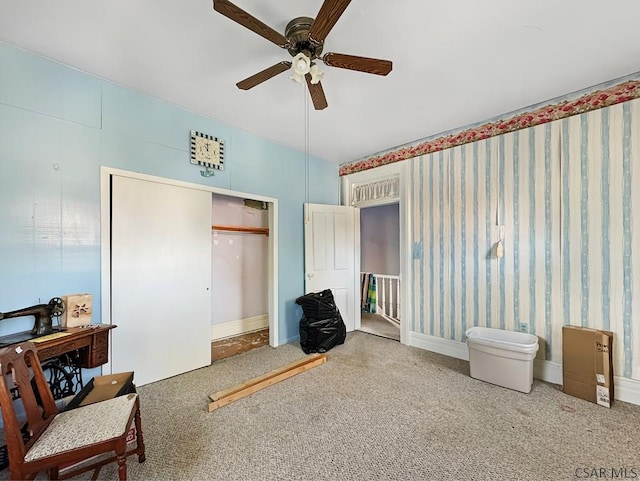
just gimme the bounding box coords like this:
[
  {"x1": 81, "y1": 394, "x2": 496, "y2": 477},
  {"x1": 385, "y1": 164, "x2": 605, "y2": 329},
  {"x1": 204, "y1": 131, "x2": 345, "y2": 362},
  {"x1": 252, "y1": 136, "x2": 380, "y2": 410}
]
[
  {"x1": 341, "y1": 164, "x2": 409, "y2": 344},
  {"x1": 359, "y1": 203, "x2": 400, "y2": 341}
]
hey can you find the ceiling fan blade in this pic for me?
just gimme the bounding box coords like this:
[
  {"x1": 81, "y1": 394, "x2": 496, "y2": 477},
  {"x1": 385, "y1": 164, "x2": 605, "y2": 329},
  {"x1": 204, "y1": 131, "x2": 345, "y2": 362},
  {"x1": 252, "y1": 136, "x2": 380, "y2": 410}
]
[
  {"x1": 236, "y1": 62, "x2": 291, "y2": 90},
  {"x1": 322, "y1": 52, "x2": 392, "y2": 76},
  {"x1": 213, "y1": 0, "x2": 289, "y2": 48},
  {"x1": 308, "y1": 0, "x2": 352, "y2": 44},
  {"x1": 305, "y1": 74, "x2": 328, "y2": 110}
]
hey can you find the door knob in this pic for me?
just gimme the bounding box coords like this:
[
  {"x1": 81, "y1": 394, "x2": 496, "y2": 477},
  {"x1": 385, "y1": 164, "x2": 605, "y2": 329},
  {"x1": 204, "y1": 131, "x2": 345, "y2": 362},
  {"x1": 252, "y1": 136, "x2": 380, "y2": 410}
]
[{"x1": 307, "y1": 273, "x2": 314, "y2": 278}]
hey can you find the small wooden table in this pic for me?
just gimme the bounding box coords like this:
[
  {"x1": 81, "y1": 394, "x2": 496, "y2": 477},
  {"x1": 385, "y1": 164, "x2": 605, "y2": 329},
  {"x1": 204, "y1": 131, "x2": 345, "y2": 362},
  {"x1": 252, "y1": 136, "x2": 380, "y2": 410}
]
[{"x1": 0, "y1": 324, "x2": 115, "y2": 369}]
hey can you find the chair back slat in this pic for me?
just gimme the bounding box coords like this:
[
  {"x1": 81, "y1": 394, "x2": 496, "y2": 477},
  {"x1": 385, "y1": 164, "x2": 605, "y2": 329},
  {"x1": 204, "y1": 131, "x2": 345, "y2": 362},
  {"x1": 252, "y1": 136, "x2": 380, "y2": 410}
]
[
  {"x1": 0, "y1": 342, "x2": 57, "y2": 466},
  {"x1": 0, "y1": 341, "x2": 145, "y2": 480}
]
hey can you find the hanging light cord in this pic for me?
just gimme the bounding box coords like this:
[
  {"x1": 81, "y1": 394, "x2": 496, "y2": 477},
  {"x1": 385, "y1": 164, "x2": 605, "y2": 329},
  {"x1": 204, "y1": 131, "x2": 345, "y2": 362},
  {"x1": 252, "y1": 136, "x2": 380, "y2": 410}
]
[
  {"x1": 304, "y1": 83, "x2": 310, "y2": 221},
  {"x1": 305, "y1": 87, "x2": 310, "y2": 204}
]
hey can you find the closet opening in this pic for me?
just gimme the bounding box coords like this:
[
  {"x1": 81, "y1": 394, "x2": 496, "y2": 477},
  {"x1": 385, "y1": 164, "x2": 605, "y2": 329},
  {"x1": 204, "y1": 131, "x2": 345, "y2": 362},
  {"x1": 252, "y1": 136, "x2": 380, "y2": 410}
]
[
  {"x1": 210, "y1": 194, "x2": 270, "y2": 361},
  {"x1": 101, "y1": 167, "x2": 279, "y2": 386}
]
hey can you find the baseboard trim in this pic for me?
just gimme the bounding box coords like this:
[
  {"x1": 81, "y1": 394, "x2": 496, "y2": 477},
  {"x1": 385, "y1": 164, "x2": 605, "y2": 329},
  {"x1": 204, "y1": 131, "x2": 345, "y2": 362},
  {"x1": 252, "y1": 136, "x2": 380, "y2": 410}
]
[
  {"x1": 614, "y1": 376, "x2": 640, "y2": 405},
  {"x1": 408, "y1": 331, "x2": 469, "y2": 361},
  {"x1": 211, "y1": 314, "x2": 269, "y2": 341},
  {"x1": 408, "y1": 331, "x2": 640, "y2": 406},
  {"x1": 533, "y1": 359, "x2": 563, "y2": 385}
]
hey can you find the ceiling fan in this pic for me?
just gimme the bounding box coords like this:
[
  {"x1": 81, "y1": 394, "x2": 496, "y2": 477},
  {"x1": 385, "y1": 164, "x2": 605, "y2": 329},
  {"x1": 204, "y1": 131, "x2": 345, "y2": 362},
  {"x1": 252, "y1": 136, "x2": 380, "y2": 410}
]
[{"x1": 212, "y1": 0, "x2": 393, "y2": 110}]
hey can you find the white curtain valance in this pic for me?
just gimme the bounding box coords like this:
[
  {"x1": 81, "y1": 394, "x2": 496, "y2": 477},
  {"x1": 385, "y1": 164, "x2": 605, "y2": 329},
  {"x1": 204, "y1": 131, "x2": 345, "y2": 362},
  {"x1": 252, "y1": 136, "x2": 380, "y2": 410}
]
[{"x1": 351, "y1": 176, "x2": 399, "y2": 206}]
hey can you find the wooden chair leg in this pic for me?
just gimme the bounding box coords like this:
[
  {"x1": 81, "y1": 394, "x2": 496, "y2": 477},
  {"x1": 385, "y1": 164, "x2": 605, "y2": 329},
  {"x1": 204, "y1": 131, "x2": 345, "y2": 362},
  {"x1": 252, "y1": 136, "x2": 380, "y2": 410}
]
[
  {"x1": 49, "y1": 466, "x2": 59, "y2": 480},
  {"x1": 7, "y1": 458, "x2": 44, "y2": 479},
  {"x1": 9, "y1": 465, "x2": 23, "y2": 481},
  {"x1": 116, "y1": 454, "x2": 127, "y2": 481},
  {"x1": 134, "y1": 404, "x2": 146, "y2": 463}
]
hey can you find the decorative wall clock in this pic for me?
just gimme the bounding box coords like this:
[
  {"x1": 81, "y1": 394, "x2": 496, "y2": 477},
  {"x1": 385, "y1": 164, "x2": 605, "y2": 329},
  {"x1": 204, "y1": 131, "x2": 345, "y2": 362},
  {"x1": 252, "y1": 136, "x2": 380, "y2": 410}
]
[{"x1": 190, "y1": 130, "x2": 225, "y2": 171}]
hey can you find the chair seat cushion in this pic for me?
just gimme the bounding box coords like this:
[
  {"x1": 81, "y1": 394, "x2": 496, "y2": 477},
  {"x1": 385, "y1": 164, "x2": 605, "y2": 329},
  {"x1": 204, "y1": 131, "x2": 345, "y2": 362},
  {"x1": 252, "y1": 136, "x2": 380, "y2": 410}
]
[{"x1": 24, "y1": 393, "x2": 138, "y2": 462}]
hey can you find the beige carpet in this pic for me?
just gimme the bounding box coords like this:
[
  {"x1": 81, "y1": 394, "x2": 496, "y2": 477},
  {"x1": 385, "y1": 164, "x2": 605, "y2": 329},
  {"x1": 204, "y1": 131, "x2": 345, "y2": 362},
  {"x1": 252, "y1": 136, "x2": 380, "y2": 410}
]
[
  {"x1": 359, "y1": 312, "x2": 400, "y2": 341},
  {"x1": 5, "y1": 332, "x2": 640, "y2": 480}
]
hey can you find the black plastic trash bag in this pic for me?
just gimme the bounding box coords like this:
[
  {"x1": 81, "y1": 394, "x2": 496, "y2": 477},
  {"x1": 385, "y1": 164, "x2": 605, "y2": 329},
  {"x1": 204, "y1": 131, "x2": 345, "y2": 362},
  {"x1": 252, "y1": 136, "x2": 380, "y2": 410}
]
[
  {"x1": 295, "y1": 290, "x2": 347, "y2": 354},
  {"x1": 298, "y1": 314, "x2": 347, "y2": 354},
  {"x1": 295, "y1": 289, "x2": 338, "y2": 319}
]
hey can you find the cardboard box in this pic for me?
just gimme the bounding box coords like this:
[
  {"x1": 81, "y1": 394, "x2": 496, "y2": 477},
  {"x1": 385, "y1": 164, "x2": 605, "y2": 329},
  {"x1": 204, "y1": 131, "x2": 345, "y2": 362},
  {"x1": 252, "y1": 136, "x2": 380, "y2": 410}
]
[
  {"x1": 562, "y1": 326, "x2": 614, "y2": 408},
  {"x1": 61, "y1": 293, "x2": 93, "y2": 327},
  {"x1": 64, "y1": 372, "x2": 135, "y2": 411}
]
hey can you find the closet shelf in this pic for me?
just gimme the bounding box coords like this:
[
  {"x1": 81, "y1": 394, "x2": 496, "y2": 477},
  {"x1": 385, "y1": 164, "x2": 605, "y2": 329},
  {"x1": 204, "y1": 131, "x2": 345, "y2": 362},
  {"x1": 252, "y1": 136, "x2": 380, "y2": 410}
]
[{"x1": 212, "y1": 224, "x2": 269, "y2": 236}]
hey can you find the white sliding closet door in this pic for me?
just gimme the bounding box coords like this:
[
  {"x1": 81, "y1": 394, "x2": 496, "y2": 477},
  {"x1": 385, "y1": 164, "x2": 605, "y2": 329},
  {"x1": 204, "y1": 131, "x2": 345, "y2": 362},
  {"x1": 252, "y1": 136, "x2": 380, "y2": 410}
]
[{"x1": 110, "y1": 175, "x2": 211, "y2": 386}]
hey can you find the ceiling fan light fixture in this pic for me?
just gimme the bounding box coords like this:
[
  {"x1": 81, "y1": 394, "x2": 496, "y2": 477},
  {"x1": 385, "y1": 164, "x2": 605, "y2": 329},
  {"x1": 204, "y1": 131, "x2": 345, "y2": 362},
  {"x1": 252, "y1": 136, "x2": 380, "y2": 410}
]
[
  {"x1": 290, "y1": 72, "x2": 305, "y2": 84},
  {"x1": 309, "y1": 63, "x2": 324, "y2": 84},
  {"x1": 292, "y1": 53, "x2": 311, "y2": 75}
]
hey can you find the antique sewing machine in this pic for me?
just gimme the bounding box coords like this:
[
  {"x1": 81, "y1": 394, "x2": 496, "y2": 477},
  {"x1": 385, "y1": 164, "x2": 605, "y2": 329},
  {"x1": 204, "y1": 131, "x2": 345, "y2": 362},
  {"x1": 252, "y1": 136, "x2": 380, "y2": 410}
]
[
  {"x1": 0, "y1": 297, "x2": 65, "y2": 342},
  {"x1": 0, "y1": 297, "x2": 82, "y2": 412}
]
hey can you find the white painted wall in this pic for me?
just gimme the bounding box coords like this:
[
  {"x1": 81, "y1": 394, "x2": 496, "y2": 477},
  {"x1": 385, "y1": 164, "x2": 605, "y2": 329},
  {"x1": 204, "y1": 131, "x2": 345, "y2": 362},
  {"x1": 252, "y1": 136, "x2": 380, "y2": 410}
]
[
  {"x1": 211, "y1": 194, "x2": 268, "y2": 326},
  {"x1": 361, "y1": 204, "x2": 400, "y2": 275}
]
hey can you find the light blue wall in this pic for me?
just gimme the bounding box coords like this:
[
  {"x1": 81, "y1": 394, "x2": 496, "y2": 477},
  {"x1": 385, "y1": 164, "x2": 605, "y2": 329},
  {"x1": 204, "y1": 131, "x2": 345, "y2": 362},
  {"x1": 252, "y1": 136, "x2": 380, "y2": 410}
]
[{"x1": 0, "y1": 43, "x2": 338, "y2": 346}]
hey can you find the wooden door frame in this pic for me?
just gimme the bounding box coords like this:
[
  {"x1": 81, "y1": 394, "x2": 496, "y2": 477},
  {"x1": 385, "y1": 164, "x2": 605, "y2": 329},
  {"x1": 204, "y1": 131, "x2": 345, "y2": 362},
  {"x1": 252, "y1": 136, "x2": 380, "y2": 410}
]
[
  {"x1": 340, "y1": 162, "x2": 410, "y2": 345},
  {"x1": 100, "y1": 167, "x2": 279, "y2": 375}
]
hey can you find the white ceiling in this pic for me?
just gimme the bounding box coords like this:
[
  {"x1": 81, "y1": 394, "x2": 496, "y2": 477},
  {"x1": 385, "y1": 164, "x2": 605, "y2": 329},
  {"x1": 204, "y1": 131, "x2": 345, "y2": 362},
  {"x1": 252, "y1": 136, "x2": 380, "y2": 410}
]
[{"x1": 1, "y1": 0, "x2": 639, "y2": 164}]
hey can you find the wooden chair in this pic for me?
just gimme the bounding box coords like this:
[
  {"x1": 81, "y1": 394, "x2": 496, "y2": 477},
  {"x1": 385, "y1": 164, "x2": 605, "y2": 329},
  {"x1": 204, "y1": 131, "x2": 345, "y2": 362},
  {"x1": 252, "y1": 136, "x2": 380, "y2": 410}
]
[{"x1": 0, "y1": 342, "x2": 145, "y2": 480}]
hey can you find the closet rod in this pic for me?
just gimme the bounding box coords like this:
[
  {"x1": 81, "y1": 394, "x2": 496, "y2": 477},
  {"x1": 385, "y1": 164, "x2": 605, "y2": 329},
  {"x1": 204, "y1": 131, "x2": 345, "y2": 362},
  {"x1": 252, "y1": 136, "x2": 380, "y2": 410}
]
[{"x1": 212, "y1": 224, "x2": 269, "y2": 236}]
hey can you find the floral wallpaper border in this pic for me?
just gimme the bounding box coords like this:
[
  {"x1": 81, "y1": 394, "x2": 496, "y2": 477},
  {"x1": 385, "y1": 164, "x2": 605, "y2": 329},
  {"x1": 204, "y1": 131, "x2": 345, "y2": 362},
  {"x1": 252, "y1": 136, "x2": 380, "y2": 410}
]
[{"x1": 339, "y1": 80, "x2": 640, "y2": 176}]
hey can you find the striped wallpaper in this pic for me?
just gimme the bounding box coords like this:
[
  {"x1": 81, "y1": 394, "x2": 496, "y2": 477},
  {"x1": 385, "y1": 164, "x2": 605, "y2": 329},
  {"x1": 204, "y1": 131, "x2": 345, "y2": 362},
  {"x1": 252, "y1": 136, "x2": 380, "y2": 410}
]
[{"x1": 409, "y1": 98, "x2": 639, "y2": 380}]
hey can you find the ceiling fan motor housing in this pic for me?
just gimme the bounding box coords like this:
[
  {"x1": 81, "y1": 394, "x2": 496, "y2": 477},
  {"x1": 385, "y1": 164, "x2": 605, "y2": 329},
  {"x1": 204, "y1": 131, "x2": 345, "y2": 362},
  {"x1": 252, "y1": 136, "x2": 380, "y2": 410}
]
[{"x1": 285, "y1": 16, "x2": 323, "y2": 59}]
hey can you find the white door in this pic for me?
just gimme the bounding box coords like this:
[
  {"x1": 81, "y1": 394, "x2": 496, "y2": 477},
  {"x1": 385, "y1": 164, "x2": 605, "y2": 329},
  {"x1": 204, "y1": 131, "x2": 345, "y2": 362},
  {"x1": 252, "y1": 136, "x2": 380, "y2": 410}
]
[
  {"x1": 110, "y1": 175, "x2": 212, "y2": 386},
  {"x1": 304, "y1": 203, "x2": 359, "y2": 331}
]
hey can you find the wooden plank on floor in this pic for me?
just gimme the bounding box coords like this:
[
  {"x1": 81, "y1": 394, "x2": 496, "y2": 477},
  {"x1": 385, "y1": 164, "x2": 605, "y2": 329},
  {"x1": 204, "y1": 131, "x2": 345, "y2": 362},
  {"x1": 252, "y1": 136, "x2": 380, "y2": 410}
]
[{"x1": 208, "y1": 353, "x2": 327, "y2": 412}]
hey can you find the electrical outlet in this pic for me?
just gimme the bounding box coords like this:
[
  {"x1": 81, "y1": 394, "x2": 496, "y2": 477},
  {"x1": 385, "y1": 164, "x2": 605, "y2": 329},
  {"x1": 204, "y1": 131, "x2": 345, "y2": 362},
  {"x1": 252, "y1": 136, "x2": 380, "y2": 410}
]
[{"x1": 518, "y1": 323, "x2": 528, "y2": 333}]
